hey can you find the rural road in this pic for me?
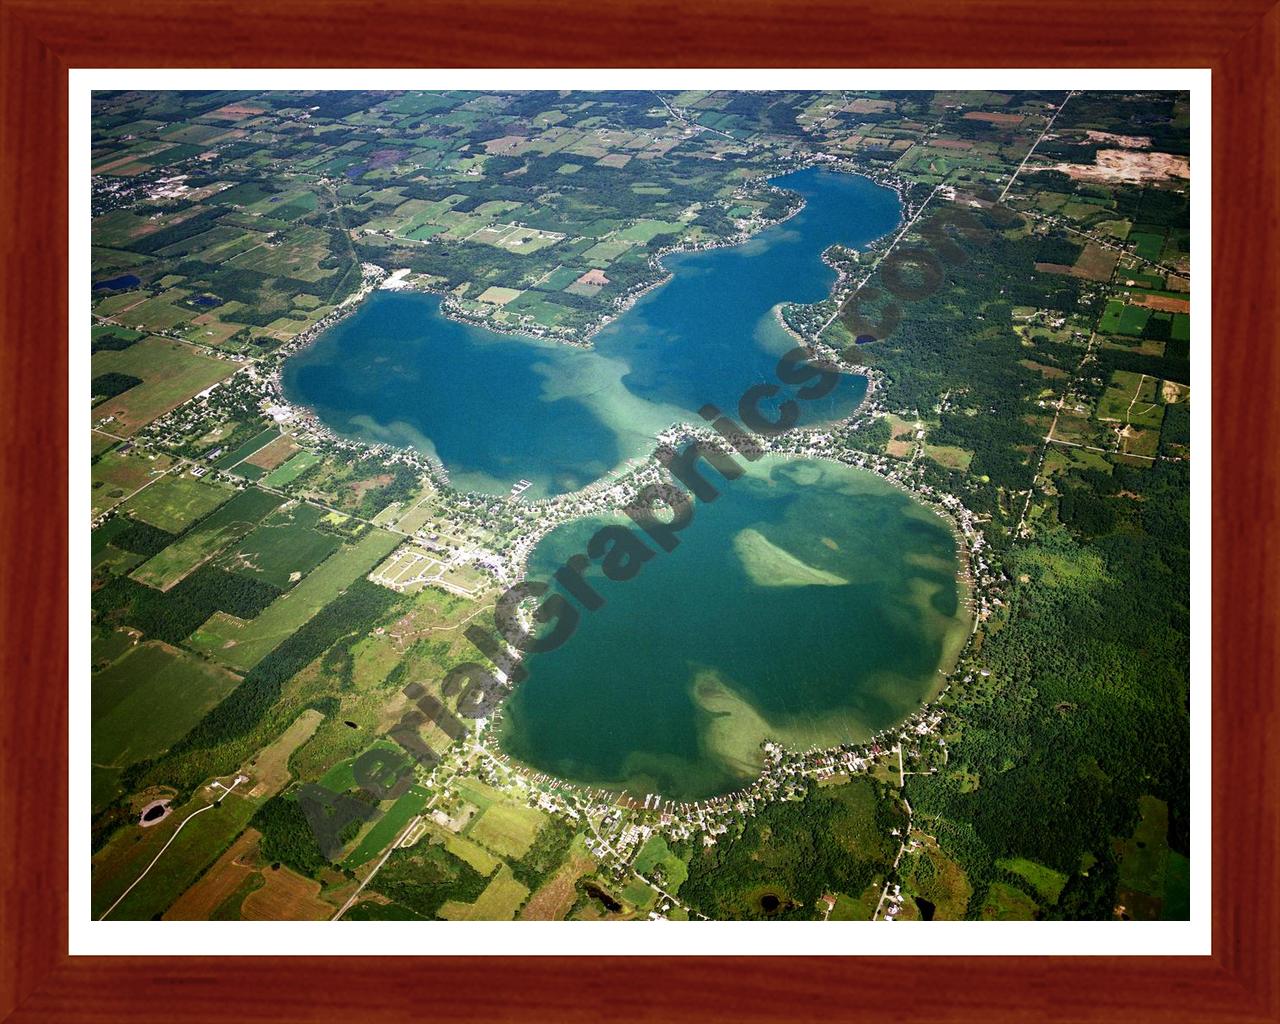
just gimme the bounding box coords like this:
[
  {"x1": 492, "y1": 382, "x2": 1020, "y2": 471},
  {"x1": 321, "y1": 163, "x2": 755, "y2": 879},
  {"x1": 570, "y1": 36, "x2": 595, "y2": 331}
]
[{"x1": 98, "y1": 776, "x2": 244, "y2": 921}]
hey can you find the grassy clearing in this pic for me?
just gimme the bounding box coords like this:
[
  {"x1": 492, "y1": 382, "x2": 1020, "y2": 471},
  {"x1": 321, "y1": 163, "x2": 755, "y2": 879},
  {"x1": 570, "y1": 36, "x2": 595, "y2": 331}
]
[
  {"x1": 622, "y1": 877, "x2": 658, "y2": 910},
  {"x1": 245, "y1": 709, "x2": 324, "y2": 797},
  {"x1": 1043, "y1": 446, "x2": 1113, "y2": 479},
  {"x1": 632, "y1": 834, "x2": 688, "y2": 894},
  {"x1": 465, "y1": 801, "x2": 546, "y2": 859},
  {"x1": 121, "y1": 471, "x2": 233, "y2": 533},
  {"x1": 902, "y1": 832, "x2": 972, "y2": 919},
  {"x1": 452, "y1": 777, "x2": 504, "y2": 811},
  {"x1": 92, "y1": 765, "x2": 124, "y2": 812},
  {"x1": 980, "y1": 881, "x2": 1040, "y2": 920},
  {"x1": 1095, "y1": 371, "x2": 1165, "y2": 448},
  {"x1": 263, "y1": 450, "x2": 321, "y2": 488},
  {"x1": 437, "y1": 865, "x2": 529, "y2": 921},
  {"x1": 830, "y1": 888, "x2": 878, "y2": 921},
  {"x1": 997, "y1": 856, "x2": 1067, "y2": 904},
  {"x1": 519, "y1": 834, "x2": 595, "y2": 921},
  {"x1": 92, "y1": 787, "x2": 259, "y2": 920},
  {"x1": 91, "y1": 450, "x2": 174, "y2": 517},
  {"x1": 445, "y1": 834, "x2": 502, "y2": 876},
  {"x1": 1114, "y1": 794, "x2": 1187, "y2": 920},
  {"x1": 923, "y1": 444, "x2": 974, "y2": 472}
]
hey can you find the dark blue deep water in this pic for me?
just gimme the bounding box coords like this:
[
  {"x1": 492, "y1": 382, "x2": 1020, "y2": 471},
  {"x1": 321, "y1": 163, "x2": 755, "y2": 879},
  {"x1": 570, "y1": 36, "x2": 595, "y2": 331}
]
[
  {"x1": 93, "y1": 274, "x2": 141, "y2": 291},
  {"x1": 282, "y1": 168, "x2": 902, "y2": 498}
]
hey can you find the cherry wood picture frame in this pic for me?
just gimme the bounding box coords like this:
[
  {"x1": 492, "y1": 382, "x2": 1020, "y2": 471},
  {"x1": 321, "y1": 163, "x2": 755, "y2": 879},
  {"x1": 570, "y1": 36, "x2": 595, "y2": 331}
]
[{"x1": 2, "y1": 1, "x2": 1276, "y2": 1019}]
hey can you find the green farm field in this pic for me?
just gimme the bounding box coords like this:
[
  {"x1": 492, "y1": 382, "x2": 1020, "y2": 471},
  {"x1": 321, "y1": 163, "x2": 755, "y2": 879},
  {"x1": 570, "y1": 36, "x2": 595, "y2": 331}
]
[
  {"x1": 91, "y1": 337, "x2": 236, "y2": 434},
  {"x1": 217, "y1": 502, "x2": 342, "y2": 589},
  {"x1": 317, "y1": 739, "x2": 406, "y2": 794},
  {"x1": 344, "y1": 785, "x2": 430, "y2": 868},
  {"x1": 617, "y1": 219, "x2": 684, "y2": 242},
  {"x1": 263, "y1": 450, "x2": 321, "y2": 488},
  {"x1": 1128, "y1": 229, "x2": 1166, "y2": 262},
  {"x1": 130, "y1": 487, "x2": 284, "y2": 589},
  {"x1": 92, "y1": 641, "x2": 242, "y2": 769},
  {"x1": 91, "y1": 429, "x2": 122, "y2": 458},
  {"x1": 212, "y1": 427, "x2": 279, "y2": 471},
  {"x1": 120, "y1": 470, "x2": 233, "y2": 533},
  {"x1": 465, "y1": 802, "x2": 546, "y2": 859},
  {"x1": 188, "y1": 528, "x2": 400, "y2": 671},
  {"x1": 1099, "y1": 300, "x2": 1151, "y2": 337}
]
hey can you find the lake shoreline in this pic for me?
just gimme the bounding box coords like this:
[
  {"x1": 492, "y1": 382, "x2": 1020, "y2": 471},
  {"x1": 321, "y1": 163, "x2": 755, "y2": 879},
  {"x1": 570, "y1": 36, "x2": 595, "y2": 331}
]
[
  {"x1": 251, "y1": 167, "x2": 988, "y2": 807},
  {"x1": 489, "y1": 447, "x2": 982, "y2": 808},
  {"x1": 266, "y1": 167, "x2": 900, "y2": 504}
]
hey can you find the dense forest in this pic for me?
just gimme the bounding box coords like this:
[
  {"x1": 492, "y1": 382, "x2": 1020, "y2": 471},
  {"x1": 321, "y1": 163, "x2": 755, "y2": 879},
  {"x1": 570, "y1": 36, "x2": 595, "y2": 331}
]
[
  {"x1": 848, "y1": 207, "x2": 1065, "y2": 513},
  {"x1": 680, "y1": 777, "x2": 903, "y2": 919},
  {"x1": 92, "y1": 564, "x2": 281, "y2": 646},
  {"x1": 910, "y1": 458, "x2": 1189, "y2": 916}
]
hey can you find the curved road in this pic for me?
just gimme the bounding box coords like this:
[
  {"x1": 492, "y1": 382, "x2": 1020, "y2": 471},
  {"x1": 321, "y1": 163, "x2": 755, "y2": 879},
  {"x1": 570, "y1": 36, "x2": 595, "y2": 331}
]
[{"x1": 98, "y1": 776, "x2": 244, "y2": 921}]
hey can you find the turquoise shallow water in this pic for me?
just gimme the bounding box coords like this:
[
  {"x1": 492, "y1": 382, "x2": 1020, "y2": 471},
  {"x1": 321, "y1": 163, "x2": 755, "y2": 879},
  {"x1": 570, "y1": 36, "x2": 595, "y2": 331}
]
[
  {"x1": 499, "y1": 458, "x2": 970, "y2": 800},
  {"x1": 282, "y1": 168, "x2": 967, "y2": 800},
  {"x1": 282, "y1": 167, "x2": 901, "y2": 498}
]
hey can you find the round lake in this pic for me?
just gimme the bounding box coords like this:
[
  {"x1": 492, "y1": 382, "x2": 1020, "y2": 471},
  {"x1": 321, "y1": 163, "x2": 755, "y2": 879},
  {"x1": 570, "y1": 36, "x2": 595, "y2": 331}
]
[{"x1": 498, "y1": 457, "x2": 970, "y2": 800}]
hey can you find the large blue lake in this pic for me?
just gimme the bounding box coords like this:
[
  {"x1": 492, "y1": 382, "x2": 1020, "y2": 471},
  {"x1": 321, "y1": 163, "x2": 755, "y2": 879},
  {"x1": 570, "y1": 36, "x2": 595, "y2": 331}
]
[
  {"x1": 282, "y1": 168, "x2": 970, "y2": 801},
  {"x1": 282, "y1": 167, "x2": 902, "y2": 498}
]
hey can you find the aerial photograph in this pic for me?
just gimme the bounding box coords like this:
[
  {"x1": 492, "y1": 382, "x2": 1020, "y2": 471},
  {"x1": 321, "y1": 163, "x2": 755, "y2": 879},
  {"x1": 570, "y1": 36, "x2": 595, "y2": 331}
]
[{"x1": 88, "y1": 88, "x2": 1191, "y2": 924}]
